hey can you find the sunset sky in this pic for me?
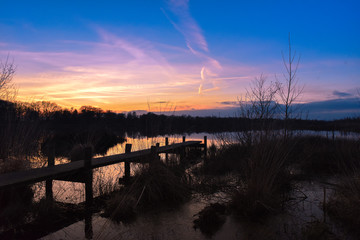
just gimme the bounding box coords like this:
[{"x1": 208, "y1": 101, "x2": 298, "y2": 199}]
[{"x1": 0, "y1": 0, "x2": 359, "y2": 117}]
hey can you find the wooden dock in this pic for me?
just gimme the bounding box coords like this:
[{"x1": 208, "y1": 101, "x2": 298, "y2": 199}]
[
  {"x1": 0, "y1": 136, "x2": 207, "y2": 239},
  {"x1": 0, "y1": 139, "x2": 204, "y2": 189}
]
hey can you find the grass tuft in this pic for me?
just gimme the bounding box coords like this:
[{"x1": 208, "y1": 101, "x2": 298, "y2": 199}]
[
  {"x1": 230, "y1": 137, "x2": 291, "y2": 218},
  {"x1": 104, "y1": 161, "x2": 192, "y2": 222},
  {"x1": 328, "y1": 172, "x2": 360, "y2": 235}
]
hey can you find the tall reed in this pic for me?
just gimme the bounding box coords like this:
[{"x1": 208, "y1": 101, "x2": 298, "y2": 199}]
[{"x1": 231, "y1": 136, "x2": 292, "y2": 218}]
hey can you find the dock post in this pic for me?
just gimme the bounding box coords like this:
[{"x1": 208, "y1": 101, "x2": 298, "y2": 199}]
[
  {"x1": 165, "y1": 137, "x2": 169, "y2": 163},
  {"x1": 46, "y1": 144, "x2": 55, "y2": 201},
  {"x1": 124, "y1": 144, "x2": 132, "y2": 185},
  {"x1": 180, "y1": 137, "x2": 186, "y2": 163},
  {"x1": 84, "y1": 146, "x2": 93, "y2": 206},
  {"x1": 204, "y1": 136, "x2": 208, "y2": 162},
  {"x1": 84, "y1": 147, "x2": 93, "y2": 239},
  {"x1": 150, "y1": 145, "x2": 160, "y2": 165},
  {"x1": 181, "y1": 136, "x2": 186, "y2": 162},
  {"x1": 323, "y1": 186, "x2": 327, "y2": 223}
]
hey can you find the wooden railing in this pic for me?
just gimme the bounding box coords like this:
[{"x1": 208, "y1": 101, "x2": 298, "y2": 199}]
[
  {"x1": 0, "y1": 136, "x2": 207, "y2": 239},
  {"x1": 0, "y1": 136, "x2": 207, "y2": 190}
]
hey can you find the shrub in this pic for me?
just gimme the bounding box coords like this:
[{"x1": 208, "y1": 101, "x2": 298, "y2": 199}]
[
  {"x1": 328, "y1": 172, "x2": 360, "y2": 235},
  {"x1": 231, "y1": 138, "x2": 291, "y2": 218},
  {"x1": 202, "y1": 143, "x2": 250, "y2": 175},
  {"x1": 0, "y1": 185, "x2": 33, "y2": 227},
  {"x1": 104, "y1": 161, "x2": 191, "y2": 222},
  {"x1": 193, "y1": 203, "x2": 227, "y2": 237}
]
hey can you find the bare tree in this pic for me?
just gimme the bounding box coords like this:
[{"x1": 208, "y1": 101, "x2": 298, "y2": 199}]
[
  {"x1": 276, "y1": 34, "x2": 304, "y2": 137},
  {"x1": 276, "y1": 33, "x2": 304, "y2": 121},
  {"x1": 236, "y1": 74, "x2": 279, "y2": 145},
  {"x1": 0, "y1": 56, "x2": 16, "y2": 100},
  {"x1": 245, "y1": 74, "x2": 279, "y2": 120}
]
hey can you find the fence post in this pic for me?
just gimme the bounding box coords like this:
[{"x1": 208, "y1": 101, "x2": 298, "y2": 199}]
[
  {"x1": 165, "y1": 137, "x2": 169, "y2": 163},
  {"x1": 124, "y1": 144, "x2": 132, "y2": 185},
  {"x1": 46, "y1": 143, "x2": 55, "y2": 201},
  {"x1": 84, "y1": 147, "x2": 93, "y2": 206},
  {"x1": 179, "y1": 137, "x2": 186, "y2": 163},
  {"x1": 84, "y1": 146, "x2": 93, "y2": 239},
  {"x1": 150, "y1": 145, "x2": 160, "y2": 165},
  {"x1": 204, "y1": 136, "x2": 208, "y2": 162},
  {"x1": 181, "y1": 136, "x2": 186, "y2": 162},
  {"x1": 323, "y1": 186, "x2": 327, "y2": 223}
]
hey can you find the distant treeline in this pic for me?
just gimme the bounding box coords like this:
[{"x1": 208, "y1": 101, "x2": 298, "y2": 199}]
[{"x1": 1, "y1": 100, "x2": 359, "y2": 136}]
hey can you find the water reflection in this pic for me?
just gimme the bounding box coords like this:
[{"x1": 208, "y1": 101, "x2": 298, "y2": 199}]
[
  {"x1": 40, "y1": 180, "x2": 349, "y2": 240},
  {"x1": 32, "y1": 130, "x2": 359, "y2": 204},
  {"x1": 4, "y1": 131, "x2": 360, "y2": 239}
]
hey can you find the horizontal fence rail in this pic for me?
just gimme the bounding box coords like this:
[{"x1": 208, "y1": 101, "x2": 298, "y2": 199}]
[{"x1": 0, "y1": 140, "x2": 203, "y2": 189}]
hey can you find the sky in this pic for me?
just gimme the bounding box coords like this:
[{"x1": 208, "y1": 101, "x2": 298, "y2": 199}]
[{"x1": 0, "y1": 0, "x2": 359, "y2": 118}]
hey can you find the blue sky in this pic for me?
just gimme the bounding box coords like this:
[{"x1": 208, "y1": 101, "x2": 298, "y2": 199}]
[{"x1": 0, "y1": 0, "x2": 359, "y2": 118}]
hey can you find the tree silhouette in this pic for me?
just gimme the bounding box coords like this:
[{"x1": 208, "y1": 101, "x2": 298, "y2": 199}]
[
  {"x1": 0, "y1": 56, "x2": 16, "y2": 100},
  {"x1": 276, "y1": 33, "x2": 304, "y2": 135}
]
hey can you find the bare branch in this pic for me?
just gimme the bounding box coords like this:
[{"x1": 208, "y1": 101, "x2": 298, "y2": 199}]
[
  {"x1": 240, "y1": 74, "x2": 279, "y2": 120},
  {"x1": 0, "y1": 56, "x2": 17, "y2": 100},
  {"x1": 276, "y1": 33, "x2": 304, "y2": 121}
]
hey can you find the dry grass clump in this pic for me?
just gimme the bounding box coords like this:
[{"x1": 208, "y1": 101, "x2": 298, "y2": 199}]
[
  {"x1": 328, "y1": 172, "x2": 360, "y2": 235},
  {"x1": 135, "y1": 162, "x2": 191, "y2": 206},
  {"x1": 231, "y1": 138, "x2": 291, "y2": 218},
  {"x1": 193, "y1": 203, "x2": 227, "y2": 237},
  {"x1": 102, "y1": 193, "x2": 137, "y2": 223},
  {"x1": 104, "y1": 161, "x2": 191, "y2": 222},
  {"x1": 301, "y1": 220, "x2": 337, "y2": 240},
  {"x1": 0, "y1": 107, "x2": 40, "y2": 229},
  {"x1": 0, "y1": 186, "x2": 33, "y2": 227},
  {"x1": 0, "y1": 120, "x2": 41, "y2": 173},
  {"x1": 0, "y1": 157, "x2": 30, "y2": 174},
  {"x1": 201, "y1": 143, "x2": 250, "y2": 175},
  {"x1": 286, "y1": 136, "x2": 360, "y2": 176},
  {"x1": 0, "y1": 101, "x2": 43, "y2": 171}
]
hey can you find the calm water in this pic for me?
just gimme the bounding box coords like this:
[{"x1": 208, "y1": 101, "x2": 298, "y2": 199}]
[
  {"x1": 26, "y1": 131, "x2": 360, "y2": 239},
  {"x1": 31, "y1": 129, "x2": 359, "y2": 204},
  {"x1": 40, "y1": 179, "x2": 350, "y2": 240},
  {"x1": 32, "y1": 133, "x2": 214, "y2": 204}
]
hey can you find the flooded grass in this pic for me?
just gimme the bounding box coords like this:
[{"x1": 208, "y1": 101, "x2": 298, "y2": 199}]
[
  {"x1": 1, "y1": 132, "x2": 360, "y2": 239},
  {"x1": 103, "y1": 161, "x2": 192, "y2": 223},
  {"x1": 328, "y1": 172, "x2": 360, "y2": 236}
]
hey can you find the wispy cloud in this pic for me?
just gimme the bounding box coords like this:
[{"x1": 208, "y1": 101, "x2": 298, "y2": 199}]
[
  {"x1": 163, "y1": 0, "x2": 222, "y2": 94},
  {"x1": 0, "y1": 12, "x2": 271, "y2": 112},
  {"x1": 164, "y1": 0, "x2": 208, "y2": 53},
  {"x1": 1, "y1": 31, "x2": 209, "y2": 110}
]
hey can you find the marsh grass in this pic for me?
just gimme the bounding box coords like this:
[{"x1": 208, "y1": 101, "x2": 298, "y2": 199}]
[
  {"x1": 230, "y1": 137, "x2": 292, "y2": 218},
  {"x1": 327, "y1": 171, "x2": 360, "y2": 235},
  {"x1": 286, "y1": 136, "x2": 360, "y2": 176},
  {"x1": 103, "y1": 161, "x2": 192, "y2": 222},
  {"x1": 0, "y1": 119, "x2": 42, "y2": 172},
  {"x1": 0, "y1": 186, "x2": 33, "y2": 228},
  {"x1": 301, "y1": 220, "x2": 337, "y2": 240},
  {"x1": 201, "y1": 143, "x2": 250, "y2": 175},
  {"x1": 193, "y1": 203, "x2": 227, "y2": 237},
  {"x1": 0, "y1": 104, "x2": 43, "y2": 231}
]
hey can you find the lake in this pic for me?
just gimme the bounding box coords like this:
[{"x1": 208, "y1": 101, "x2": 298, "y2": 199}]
[{"x1": 2, "y1": 130, "x2": 359, "y2": 239}]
